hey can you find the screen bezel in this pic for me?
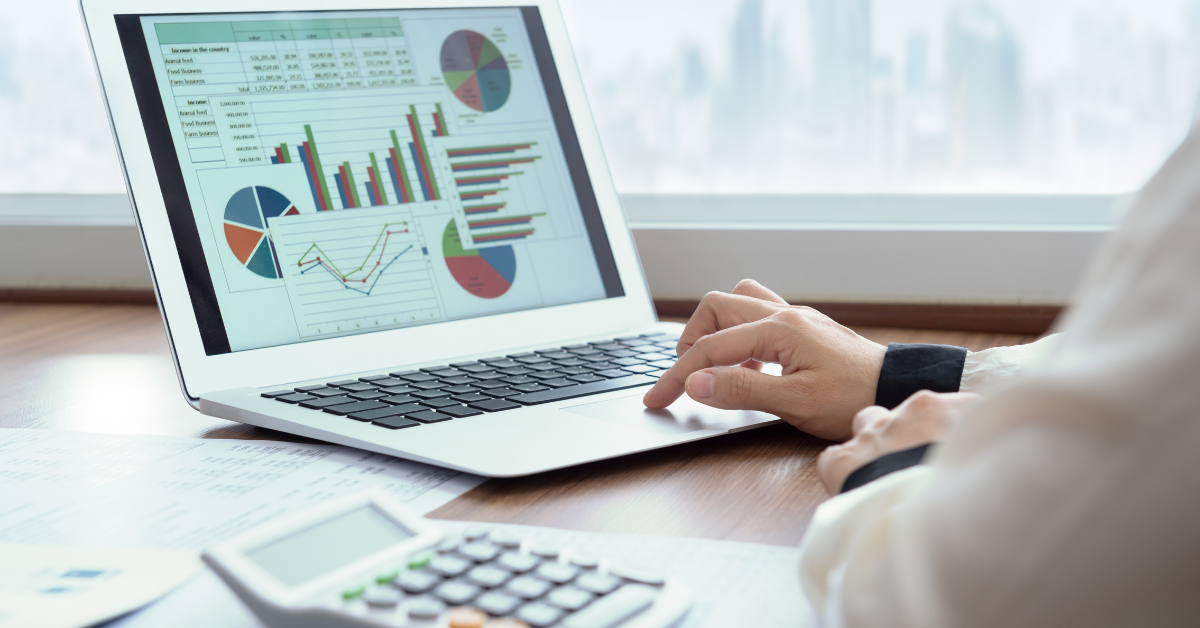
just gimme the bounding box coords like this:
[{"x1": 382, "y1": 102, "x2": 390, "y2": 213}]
[{"x1": 82, "y1": 0, "x2": 656, "y2": 401}]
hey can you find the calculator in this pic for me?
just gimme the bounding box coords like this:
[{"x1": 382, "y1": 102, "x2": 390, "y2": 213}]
[{"x1": 204, "y1": 492, "x2": 693, "y2": 628}]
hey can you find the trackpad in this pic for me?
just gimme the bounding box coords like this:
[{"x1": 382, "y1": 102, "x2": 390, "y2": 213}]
[{"x1": 561, "y1": 394, "x2": 780, "y2": 435}]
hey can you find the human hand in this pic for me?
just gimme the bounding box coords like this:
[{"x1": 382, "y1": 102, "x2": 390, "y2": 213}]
[
  {"x1": 816, "y1": 391, "x2": 982, "y2": 494},
  {"x1": 642, "y1": 279, "x2": 887, "y2": 441}
]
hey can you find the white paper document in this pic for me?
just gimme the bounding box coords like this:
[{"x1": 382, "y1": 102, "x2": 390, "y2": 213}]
[
  {"x1": 0, "y1": 544, "x2": 201, "y2": 628},
  {"x1": 107, "y1": 521, "x2": 816, "y2": 628},
  {"x1": 0, "y1": 429, "x2": 484, "y2": 549}
]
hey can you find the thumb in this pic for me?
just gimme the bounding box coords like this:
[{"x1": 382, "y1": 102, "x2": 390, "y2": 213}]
[{"x1": 684, "y1": 366, "x2": 787, "y2": 412}]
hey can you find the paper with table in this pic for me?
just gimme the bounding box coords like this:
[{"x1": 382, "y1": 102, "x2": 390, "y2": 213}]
[
  {"x1": 0, "y1": 428, "x2": 484, "y2": 628},
  {"x1": 107, "y1": 521, "x2": 817, "y2": 628}
]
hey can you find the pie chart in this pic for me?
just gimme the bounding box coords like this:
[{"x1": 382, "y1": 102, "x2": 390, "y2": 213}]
[
  {"x1": 222, "y1": 186, "x2": 299, "y2": 279},
  {"x1": 442, "y1": 219, "x2": 515, "y2": 298},
  {"x1": 440, "y1": 30, "x2": 511, "y2": 113}
]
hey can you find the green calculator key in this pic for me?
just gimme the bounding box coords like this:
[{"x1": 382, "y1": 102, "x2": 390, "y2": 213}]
[
  {"x1": 407, "y1": 551, "x2": 433, "y2": 569},
  {"x1": 342, "y1": 585, "x2": 366, "y2": 600},
  {"x1": 376, "y1": 569, "x2": 400, "y2": 584}
]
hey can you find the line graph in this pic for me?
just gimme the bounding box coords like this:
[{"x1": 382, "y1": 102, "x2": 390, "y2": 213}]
[{"x1": 269, "y1": 207, "x2": 443, "y2": 337}]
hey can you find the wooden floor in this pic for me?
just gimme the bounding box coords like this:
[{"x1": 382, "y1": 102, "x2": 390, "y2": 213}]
[{"x1": 0, "y1": 302, "x2": 1037, "y2": 546}]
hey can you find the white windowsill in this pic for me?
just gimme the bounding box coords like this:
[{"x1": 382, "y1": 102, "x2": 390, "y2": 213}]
[{"x1": 0, "y1": 193, "x2": 1122, "y2": 303}]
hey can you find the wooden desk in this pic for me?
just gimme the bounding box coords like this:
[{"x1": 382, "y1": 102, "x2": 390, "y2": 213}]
[{"x1": 0, "y1": 302, "x2": 1036, "y2": 547}]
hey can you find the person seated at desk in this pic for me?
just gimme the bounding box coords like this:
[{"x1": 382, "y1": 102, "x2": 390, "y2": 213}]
[{"x1": 643, "y1": 128, "x2": 1200, "y2": 625}]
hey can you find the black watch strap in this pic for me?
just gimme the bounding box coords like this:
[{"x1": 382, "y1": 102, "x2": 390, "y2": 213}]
[
  {"x1": 874, "y1": 343, "x2": 968, "y2": 409},
  {"x1": 840, "y1": 443, "x2": 934, "y2": 493}
]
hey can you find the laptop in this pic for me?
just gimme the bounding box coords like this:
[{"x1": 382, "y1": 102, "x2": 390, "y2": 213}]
[{"x1": 80, "y1": 0, "x2": 779, "y2": 476}]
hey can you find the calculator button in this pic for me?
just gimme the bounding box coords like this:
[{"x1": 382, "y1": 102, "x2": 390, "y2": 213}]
[
  {"x1": 403, "y1": 596, "x2": 446, "y2": 619},
  {"x1": 496, "y1": 552, "x2": 539, "y2": 573},
  {"x1": 341, "y1": 584, "x2": 366, "y2": 600},
  {"x1": 433, "y1": 580, "x2": 480, "y2": 605},
  {"x1": 439, "y1": 405, "x2": 484, "y2": 418},
  {"x1": 533, "y1": 563, "x2": 578, "y2": 584},
  {"x1": 427, "y1": 555, "x2": 472, "y2": 577},
  {"x1": 394, "y1": 570, "x2": 440, "y2": 594},
  {"x1": 489, "y1": 531, "x2": 524, "y2": 549},
  {"x1": 561, "y1": 584, "x2": 656, "y2": 628},
  {"x1": 474, "y1": 590, "x2": 522, "y2": 616},
  {"x1": 569, "y1": 554, "x2": 600, "y2": 569},
  {"x1": 363, "y1": 587, "x2": 402, "y2": 608},
  {"x1": 438, "y1": 538, "x2": 461, "y2": 553},
  {"x1": 530, "y1": 543, "x2": 560, "y2": 559},
  {"x1": 376, "y1": 569, "x2": 400, "y2": 584},
  {"x1": 609, "y1": 565, "x2": 665, "y2": 585},
  {"x1": 504, "y1": 575, "x2": 552, "y2": 599},
  {"x1": 574, "y1": 573, "x2": 622, "y2": 595},
  {"x1": 464, "y1": 526, "x2": 489, "y2": 541},
  {"x1": 465, "y1": 565, "x2": 512, "y2": 588},
  {"x1": 545, "y1": 586, "x2": 595, "y2": 611},
  {"x1": 515, "y1": 602, "x2": 563, "y2": 627},
  {"x1": 458, "y1": 542, "x2": 500, "y2": 562},
  {"x1": 408, "y1": 551, "x2": 434, "y2": 569},
  {"x1": 446, "y1": 606, "x2": 488, "y2": 628}
]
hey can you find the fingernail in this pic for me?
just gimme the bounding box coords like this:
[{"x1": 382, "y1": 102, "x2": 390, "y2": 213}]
[{"x1": 687, "y1": 371, "x2": 715, "y2": 399}]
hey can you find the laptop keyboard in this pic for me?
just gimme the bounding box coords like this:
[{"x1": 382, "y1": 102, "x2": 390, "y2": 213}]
[{"x1": 260, "y1": 333, "x2": 680, "y2": 431}]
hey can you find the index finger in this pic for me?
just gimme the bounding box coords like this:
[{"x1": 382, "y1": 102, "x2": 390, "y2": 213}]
[
  {"x1": 675, "y1": 292, "x2": 787, "y2": 357},
  {"x1": 644, "y1": 317, "x2": 788, "y2": 408}
]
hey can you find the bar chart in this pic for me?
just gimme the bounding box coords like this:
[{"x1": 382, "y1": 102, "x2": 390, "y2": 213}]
[{"x1": 444, "y1": 142, "x2": 545, "y2": 246}]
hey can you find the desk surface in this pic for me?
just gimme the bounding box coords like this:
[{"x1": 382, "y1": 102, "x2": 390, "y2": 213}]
[{"x1": 0, "y1": 302, "x2": 1036, "y2": 547}]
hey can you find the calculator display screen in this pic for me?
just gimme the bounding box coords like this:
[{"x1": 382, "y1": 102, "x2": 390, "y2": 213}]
[{"x1": 246, "y1": 505, "x2": 412, "y2": 587}]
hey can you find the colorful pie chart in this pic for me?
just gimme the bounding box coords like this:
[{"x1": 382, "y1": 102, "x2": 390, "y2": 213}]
[
  {"x1": 443, "y1": 219, "x2": 515, "y2": 298},
  {"x1": 222, "y1": 186, "x2": 299, "y2": 279},
  {"x1": 440, "y1": 30, "x2": 511, "y2": 113}
]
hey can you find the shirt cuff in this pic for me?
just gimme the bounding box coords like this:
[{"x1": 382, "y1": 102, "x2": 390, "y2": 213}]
[
  {"x1": 873, "y1": 343, "x2": 968, "y2": 409},
  {"x1": 840, "y1": 443, "x2": 933, "y2": 493}
]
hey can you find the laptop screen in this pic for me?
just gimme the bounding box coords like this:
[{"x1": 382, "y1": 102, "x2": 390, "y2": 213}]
[{"x1": 113, "y1": 7, "x2": 624, "y2": 355}]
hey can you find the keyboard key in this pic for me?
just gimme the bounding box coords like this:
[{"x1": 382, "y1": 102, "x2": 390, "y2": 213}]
[
  {"x1": 349, "y1": 391, "x2": 387, "y2": 400},
  {"x1": 366, "y1": 377, "x2": 407, "y2": 387},
  {"x1": 590, "y1": 343, "x2": 623, "y2": 351},
  {"x1": 545, "y1": 586, "x2": 595, "y2": 611},
  {"x1": 640, "y1": 332, "x2": 670, "y2": 338},
  {"x1": 617, "y1": 338, "x2": 654, "y2": 346},
  {"x1": 420, "y1": 397, "x2": 462, "y2": 408},
  {"x1": 450, "y1": 360, "x2": 482, "y2": 368},
  {"x1": 468, "y1": 398, "x2": 522, "y2": 412},
  {"x1": 609, "y1": 357, "x2": 646, "y2": 367},
  {"x1": 294, "y1": 384, "x2": 327, "y2": 392},
  {"x1": 582, "y1": 362, "x2": 616, "y2": 372},
  {"x1": 485, "y1": 388, "x2": 521, "y2": 398},
  {"x1": 440, "y1": 405, "x2": 484, "y2": 418},
  {"x1": 471, "y1": 379, "x2": 509, "y2": 389},
  {"x1": 323, "y1": 400, "x2": 388, "y2": 416},
  {"x1": 510, "y1": 375, "x2": 656, "y2": 406},
  {"x1": 305, "y1": 387, "x2": 347, "y2": 397},
  {"x1": 327, "y1": 379, "x2": 360, "y2": 387},
  {"x1": 469, "y1": 371, "x2": 507, "y2": 381},
  {"x1": 456, "y1": 363, "x2": 493, "y2": 373},
  {"x1": 647, "y1": 360, "x2": 676, "y2": 370},
  {"x1": 515, "y1": 602, "x2": 562, "y2": 627},
  {"x1": 542, "y1": 378, "x2": 576, "y2": 388},
  {"x1": 411, "y1": 381, "x2": 448, "y2": 390},
  {"x1": 507, "y1": 352, "x2": 537, "y2": 358},
  {"x1": 566, "y1": 347, "x2": 602, "y2": 356},
  {"x1": 502, "y1": 375, "x2": 538, "y2": 385},
  {"x1": 537, "y1": 351, "x2": 574, "y2": 360},
  {"x1": 381, "y1": 394, "x2": 422, "y2": 405},
  {"x1": 276, "y1": 393, "x2": 316, "y2": 404},
  {"x1": 478, "y1": 356, "x2": 512, "y2": 363},
  {"x1": 398, "y1": 372, "x2": 437, "y2": 382},
  {"x1": 530, "y1": 370, "x2": 567, "y2": 380},
  {"x1": 429, "y1": 369, "x2": 464, "y2": 378},
  {"x1": 630, "y1": 345, "x2": 665, "y2": 354},
  {"x1": 504, "y1": 576, "x2": 552, "y2": 599},
  {"x1": 526, "y1": 362, "x2": 560, "y2": 372},
  {"x1": 595, "y1": 369, "x2": 630, "y2": 379},
  {"x1": 580, "y1": 354, "x2": 611, "y2": 363},
  {"x1": 298, "y1": 396, "x2": 354, "y2": 409},
  {"x1": 443, "y1": 384, "x2": 479, "y2": 394},
  {"x1": 451, "y1": 393, "x2": 492, "y2": 403},
  {"x1": 475, "y1": 591, "x2": 521, "y2": 616},
  {"x1": 511, "y1": 383, "x2": 550, "y2": 393},
  {"x1": 621, "y1": 364, "x2": 658, "y2": 374},
  {"x1": 433, "y1": 580, "x2": 479, "y2": 605},
  {"x1": 486, "y1": 359, "x2": 522, "y2": 369},
  {"x1": 359, "y1": 374, "x2": 393, "y2": 382},
  {"x1": 261, "y1": 390, "x2": 295, "y2": 398},
  {"x1": 556, "y1": 366, "x2": 592, "y2": 375},
  {"x1": 498, "y1": 367, "x2": 533, "y2": 376},
  {"x1": 552, "y1": 358, "x2": 589, "y2": 367},
  {"x1": 574, "y1": 573, "x2": 622, "y2": 595},
  {"x1": 636, "y1": 352, "x2": 673, "y2": 362},
  {"x1": 440, "y1": 376, "x2": 476, "y2": 385},
  {"x1": 568, "y1": 373, "x2": 605, "y2": 383},
  {"x1": 614, "y1": 335, "x2": 641, "y2": 341},
  {"x1": 379, "y1": 385, "x2": 419, "y2": 395},
  {"x1": 562, "y1": 584, "x2": 656, "y2": 628},
  {"x1": 413, "y1": 389, "x2": 451, "y2": 399},
  {"x1": 604, "y1": 349, "x2": 639, "y2": 359},
  {"x1": 514, "y1": 355, "x2": 551, "y2": 364},
  {"x1": 388, "y1": 370, "x2": 419, "y2": 377},
  {"x1": 372, "y1": 416, "x2": 420, "y2": 430},
  {"x1": 337, "y1": 382, "x2": 377, "y2": 392},
  {"x1": 350, "y1": 408, "x2": 410, "y2": 422},
  {"x1": 406, "y1": 410, "x2": 453, "y2": 423}
]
